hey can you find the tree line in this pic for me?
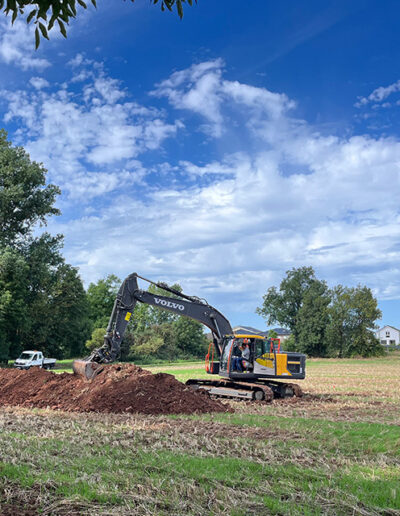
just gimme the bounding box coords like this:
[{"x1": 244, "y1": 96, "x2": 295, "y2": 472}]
[
  {"x1": 0, "y1": 131, "x2": 384, "y2": 362},
  {"x1": 256, "y1": 266, "x2": 383, "y2": 358}
]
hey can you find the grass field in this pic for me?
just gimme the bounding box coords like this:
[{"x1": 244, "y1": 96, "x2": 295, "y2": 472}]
[{"x1": 1, "y1": 354, "x2": 400, "y2": 515}]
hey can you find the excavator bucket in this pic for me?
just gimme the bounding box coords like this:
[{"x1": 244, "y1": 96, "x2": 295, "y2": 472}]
[{"x1": 72, "y1": 360, "x2": 104, "y2": 380}]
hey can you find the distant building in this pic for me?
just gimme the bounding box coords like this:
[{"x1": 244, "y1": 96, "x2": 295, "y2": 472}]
[
  {"x1": 270, "y1": 327, "x2": 292, "y2": 341},
  {"x1": 232, "y1": 326, "x2": 292, "y2": 341},
  {"x1": 233, "y1": 326, "x2": 268, "y2": 337},
  {"x1": 375, "y1": 325, "x2": 400, "y2": 346}
]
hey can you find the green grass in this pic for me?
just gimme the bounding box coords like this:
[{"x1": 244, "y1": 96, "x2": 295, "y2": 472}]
[
  {"x1": 0, "y1": 409, "x2": 399, "y2": 514},
  {"x1": 1, "y1": 354, "x2": 400, "y2": 514}
]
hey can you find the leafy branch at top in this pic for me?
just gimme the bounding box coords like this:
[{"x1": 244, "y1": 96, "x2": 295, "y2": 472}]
[{"x1": 0, "y1": 0, "x2": 196, "y2": 49}]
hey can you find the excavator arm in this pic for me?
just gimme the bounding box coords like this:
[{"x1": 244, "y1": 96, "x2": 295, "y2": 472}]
[{"x1": 73, "y1": 273, "x2": 232, "y2": 379}]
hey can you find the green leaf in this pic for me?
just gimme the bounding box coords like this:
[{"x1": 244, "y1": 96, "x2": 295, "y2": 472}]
[
  {"x1": 35, "y1": 26, "x2": 40, "y2": 49},
  {"x1": 90, "y1": 0, "x2": 96, "y2": 7},
  {"x1": 176, "y1": 0, "x2": 183, "y2": 18},
  {"x1": 26, "y1": 9, "x2": 37, "y2": 24},
  {"x1": 39, "y1": 21, "x2": 49, "y2": 40},
  {"x1": 76, "y1": 0, "x2": 87, "y2": 8},
  {"x1": 58, "y1": 18, "x2": 67, "y2": 38},
  {"x1": 11, "y1": 8, "x2": 17, "y2": 23},
  {"x1": 48, "y1": 14, "x2": 56, "y2": 30},
  {"x1": 67, "y1": 0, "x2": 77, "y2": 14}
]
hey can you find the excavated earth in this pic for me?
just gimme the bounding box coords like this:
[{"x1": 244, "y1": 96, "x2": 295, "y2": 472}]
[{"x1": 0, "y1": 364, "x2": 230, "y2": 415}]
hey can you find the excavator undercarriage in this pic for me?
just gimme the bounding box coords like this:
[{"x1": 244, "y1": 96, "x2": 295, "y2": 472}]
[{"x1": 186, "y1": 378, "x2": 303, "y2": 401}]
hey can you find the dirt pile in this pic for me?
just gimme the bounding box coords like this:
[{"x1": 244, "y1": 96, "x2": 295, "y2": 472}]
[{"x1": 0, "y1": 364, "x2": 229, "y2": 415}]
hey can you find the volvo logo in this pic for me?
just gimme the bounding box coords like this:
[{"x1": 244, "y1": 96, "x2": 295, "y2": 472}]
[{"x1": 154, "y1": 298, "x2": 185, "y2": 311}]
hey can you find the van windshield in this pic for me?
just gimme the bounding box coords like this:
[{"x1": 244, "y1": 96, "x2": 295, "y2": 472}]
[{"x1": 19, "y1": 352, "x2": 34, "y2": 360}]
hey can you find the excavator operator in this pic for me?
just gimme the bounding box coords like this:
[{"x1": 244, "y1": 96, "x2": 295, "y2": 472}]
[
  {"x1": 231, "y1": 341, "x2": 243, "y2": 371},
  {"x1": 241, "y1": 340, "x2": 251, "y2": 371}
]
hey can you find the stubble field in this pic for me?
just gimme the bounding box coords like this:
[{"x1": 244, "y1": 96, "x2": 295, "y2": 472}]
[{"x1": 0, "y1": 354, "x2": 399, "y2": 515}]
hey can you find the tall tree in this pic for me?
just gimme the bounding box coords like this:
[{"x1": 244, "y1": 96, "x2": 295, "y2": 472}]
[
  {"x1": 46, "y1": 264, "x2": 92, "y2": 358},
  {"x1": 0, "y1": 131, "x2": 89, "y2": 360},
  {"x1": 326, "y1": 285, "x2": 383, "y2": 358},
  {"x1": 0, "y1": 247, "x2": 30, "y2": 360},
  {"x1": 0, "y1": 130, "x2": 60, "y2": 247},
  {"x1": 256, "y1": 266, "x2": 330, "y2": 350},
  {"x1": 296, "y1": 281, "x2": 330, "y2": 356}
]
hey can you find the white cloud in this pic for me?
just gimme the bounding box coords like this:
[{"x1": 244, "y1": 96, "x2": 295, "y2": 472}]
[
  {"x1": 152, "y1": 59, "x2": 226, "y2": 136},
  {"x1": 58, "y1": 60, "x2": 400, "y2": 308},
  {"x1": 29, "y1": 77, "x2": 50, "y2": 89},
  {"x1": 355, "y1": 79, "x2": 400, "y2": 107},
  {"x1": 3, "y1": 58, "x2": 400, "y2": 320},
  {"x1": 152, "y1": 59, "x2": 295, "y2": 138},
  {"x1": 1, "y1": 63, "x2": 181, "y2": 200},
  {"x1": 0, "y1": 19, "x2": 50, "y2": 71}
]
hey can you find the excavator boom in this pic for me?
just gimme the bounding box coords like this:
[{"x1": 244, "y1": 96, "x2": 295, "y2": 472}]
[{"x1": 73, "y1": 273, "x2": 232, "y2": 379}]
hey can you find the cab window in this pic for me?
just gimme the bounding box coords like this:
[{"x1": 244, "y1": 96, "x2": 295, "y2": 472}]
[
  {"x1": 255, "y1": 339, "x2": 269, "y2": 358},
  {"x1": 220, "y1": 338, "x2": 234, "y2": 370}
]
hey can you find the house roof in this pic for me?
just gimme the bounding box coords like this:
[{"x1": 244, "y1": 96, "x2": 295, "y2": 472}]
[
  {"x1": 233, "y1": 326, "x2": 268, "y2": 337},
  {"x1": 232, "y1": 326, "x2": 292, "y2": 337},
  {"x1": 271, "y1": 327, "x2": 291, "y2": 335},
  {"x1": 376, "y1": 325, "x2": 400, "y2": 332}
]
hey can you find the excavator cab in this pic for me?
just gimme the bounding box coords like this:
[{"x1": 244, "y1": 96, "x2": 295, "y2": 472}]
[{"x1": 216, "y1": 334, "x2": 306, "y2": 381}]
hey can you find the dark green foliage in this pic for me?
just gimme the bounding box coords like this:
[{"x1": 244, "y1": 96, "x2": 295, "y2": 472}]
[
  {"x1": 257, "y1": 267, "x2": 383, "y2": 358},
  {"x1": 128, "y1": 282, "x2": 207, "y2": 361},
  {"x1": 0, "y1": 129, "x2": 60, "y2": 246},
  {"x1": 0, "y1": 248, "x2": 29, "y2": 360},
  {"x1": 296, "y1": 280, "x2": 330, "y2": 356},
  {"x1": 256, "y1": 267, "x2": 330, "y2": 356},
  {"x1": 0, "y1": 0, "x2": 196, "y2": 48},
  {"x1": 86, "y1": 274, "x2": 120, "y2": 328},
  {"x1": 44, "y1": 264, "x2": 91, "y2": 358},
  {"x1": 173, "y1": 316, "x2": 208, "y2": 357},
  {"x1": 326, "y1": 285, "x2": 383, "y2": 358},
  {"x1": 0, "y1": 131, "x2": 90, "y2": 360}
]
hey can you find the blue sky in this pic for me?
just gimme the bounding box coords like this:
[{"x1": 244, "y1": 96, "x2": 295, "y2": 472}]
[{"x1": 1, "y1": 0, "x2": 400, "y2": 330}]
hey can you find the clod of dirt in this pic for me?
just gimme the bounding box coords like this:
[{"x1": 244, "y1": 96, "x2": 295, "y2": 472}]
[{"x1": 0, "y1": 364, "x2": 230, "y2": 415}]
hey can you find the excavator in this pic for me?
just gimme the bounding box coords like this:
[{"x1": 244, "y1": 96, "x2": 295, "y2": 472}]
[{"x1": 73, "y1": 273, "x2": 306, "y2": 401}]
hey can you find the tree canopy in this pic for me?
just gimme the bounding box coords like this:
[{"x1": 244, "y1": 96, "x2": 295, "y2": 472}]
[
  {"x1": 0, "y1": 131, "x2": 90, "y2": 361},
  {"x1": 1, "y1": 0, "x2": 196, "y2": 48},
  {"x1": 257, "y1": 267, "x2": 383, "y2": 358}
]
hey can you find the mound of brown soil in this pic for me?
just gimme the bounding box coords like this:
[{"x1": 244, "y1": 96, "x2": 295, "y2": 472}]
[{"x1": 0, "y1": 364, "x2": 229, "y2": 415}]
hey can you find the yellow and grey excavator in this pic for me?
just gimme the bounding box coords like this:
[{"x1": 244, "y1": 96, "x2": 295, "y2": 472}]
[{"x1": 73, "y1": 273, "x2": 306, "y2": 401}]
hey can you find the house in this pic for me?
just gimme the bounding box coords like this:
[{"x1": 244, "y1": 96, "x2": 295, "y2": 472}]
[
  {"x1": 270, "y1": 327, "x2": 292, "y2": 341},
  {"x1": 375, "y1": 325, "x2": 400, "y2": 346},
  {"x1": 233, "y1": 326, "x2": 268, "y2": 337},
  {"x1": 232, "y1": 326, "x2": 292, "y2": 341}
]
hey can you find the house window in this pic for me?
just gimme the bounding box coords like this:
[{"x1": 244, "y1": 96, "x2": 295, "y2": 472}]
[
  {"x1": 386, "y1": 331, "x2": 390, "y2": 338},
  {"x1": 380, "y1": 340, "x2": 387, "y2": 345},
  {"x1": 390, "y1": 340, "x2": 396, "y2": 345}
]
